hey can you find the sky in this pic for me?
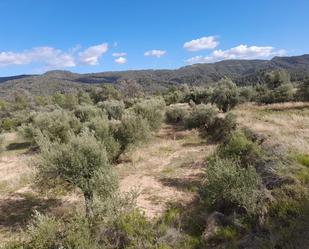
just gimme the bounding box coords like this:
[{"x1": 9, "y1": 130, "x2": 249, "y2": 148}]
[{"x1": 0, "y1": 0, "x2": 308, "y2": 76}]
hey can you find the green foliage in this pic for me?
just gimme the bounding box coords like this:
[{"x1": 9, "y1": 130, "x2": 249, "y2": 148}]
[
  {"x1": 217, "y1": 130, "x2": 263, "y2": 167},
  {"x1": 264, "y1": 70, "x2": 291, "y2": 89},
  {"x1": 273, "y1": 83, "x2": 294, "y2": 102},
  {"x1": 211, "y1": 79, "x2": 239, "y2": 112},
  {"x1": 295, "y1": 78, "x2": 309, "y2": 101},
  {"x1": 165, "y1": 105, "x2": 189, "y2": 124},
  {"x1": 77, "y1": 90, "x2": 93, "y2": 105},
  {"x1": 116, "y1": 110, "x2": 151, "y2": 150},
  {"x1": 91, "y1": 84, "x2": 122, "y2": 103},
  {"x1": 52, "y1": 93, "x2": 78, "y2": 109},
  {"x1": 13, "y1": 93, "x2": 29, "y2": 111},
  {"x1": 184, "y1": 87, "x2": 213, "y2": 105},
  {"x1": 111, "y1": 209, "x2": 156, "y2": 248},
  {"x1": 98, "y1": 99, "x2": 125, "y2": 120},
  {"x1": 0, "y1": 118, "x2": 19, "y2": 131},
  {"x1": 25, "y1": 212, "x2": 62, "y2": 249},
  {"x1": 74, "y1": 104, "x2": 106, "y2": 122},
  {"x1": 239, "y1": 86, "x2": 256, "y2": 103},
  {"x1": 184, "y1": 104, "x2": 218, "y2": 129},
  {"x1": 164, "y1": 89, "x2": 184, "y2": 105},
  {"x1": 294, "y1": 153, "x2": 309, "y2": 168},
  {"x1": 20, "y1": 109, "x2": 81, "y2": 145},
  {"x1": 206, "y1": 113, "x2": 237, "y2": 142},
  {"x1": 85, "y1": 116, "x2": 121, "y2": 162},
  {"x1": 204, "y1": 157, "x2": 263, "y2": 214},
  {"x1": 133, "y1": 97, "x2": 166, "y2": 131},
  {"x1": 37, "y1": 132, "x2": 117, "y2": 217}
]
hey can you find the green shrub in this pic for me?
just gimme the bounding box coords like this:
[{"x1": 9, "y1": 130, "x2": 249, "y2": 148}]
[
  {"x1": 273, "y1": 83, "x2": 294, "y2": 103},
  {"x1": 217, "y1": 130, "x2": 263, "y2": 166},
  {"x1": 184, "y1": 104, "x2": 218, "y2": 130},
  {"x1": 165, "y1": 105, "x2": 189, "y2": 124},
  {"x1": 185, "y1": 87, "x2": 213, "y2": 105},
  {"x1": 77, "y1": 91, "x2": 93, "y2": 105},
  {"x1": 295, "y1": 78, "x2": 309, "y2": 101},
  {"x1": 52, "y1": 93, "x2": 78, "y2": 109},
  {"x1": 111, "y1": 209, "x2": 156, "y2": 248},
  {"x1": 164, "y1": 90, "x2": 185, "y2": 105},
  {"x1": 26, "y1": 212, "x2": 62, "y2": 249},
  {"x1": 20, "y1": 109, "x2": 81, "y2": 145},
  {"x1": 133, "y1": 97, "x2": 166, "y2": 131},
  {"x1": 206, "y1": 113, "x2": 237, "y2": 142},
  {"x1": 37, "y1": 132, "x2": 117, "y2": 218},
  {"x1": 211, "y1": 79, "x2": 239, "y2": 112},
  {"x1": 294, "y1": 153, "x2": 309, "y2": 168},
  {"x1": 98, "y1": 99, "x2": 125, "y2": 120},
  {"x1": 239, "y1": 86, "x2": 256, "y2": 103},
  {"x1": 204, "y1": 157, "x2": 263, "y2": 214},
  {"x1": 116, "y1": 111, "x2": 151, "y2": 150},
  {"x1": 74, "y1": 104, "x2": 106, "y2": 122},
  {"x1": 85, "y1": 116, "x2": 121, "y2": 162},
  {"x1": 1, "y1": 118, "x2": 19, "y2": 131}
]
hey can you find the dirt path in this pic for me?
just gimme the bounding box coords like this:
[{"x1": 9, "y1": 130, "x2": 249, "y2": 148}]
[{"x1": 117, "y1": 124, "x2": 215, "y2": 219}]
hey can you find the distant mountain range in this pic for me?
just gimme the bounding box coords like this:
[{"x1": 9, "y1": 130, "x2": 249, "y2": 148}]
[{"x1": 0, "y1": 54, "x2": 309, "y2": 98}]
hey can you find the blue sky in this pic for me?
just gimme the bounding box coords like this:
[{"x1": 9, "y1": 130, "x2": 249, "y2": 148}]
[{"x1": 0, "y1": 0, "x2": 308, "y2": 76}]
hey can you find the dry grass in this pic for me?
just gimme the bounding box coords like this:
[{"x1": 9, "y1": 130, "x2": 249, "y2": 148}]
[
  {"x1": 117, "y1": 124, "x2": 215, "y2": 219},
  {"x1": 234, "y1": 102, "x2": 309, "y2": 154}
]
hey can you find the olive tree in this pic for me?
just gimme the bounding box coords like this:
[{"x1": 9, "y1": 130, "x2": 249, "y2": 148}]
[
  {"x1": 211, "y1": 79, "x2": 239, "y2": 112},
  {"x1": 37, "y1": 132, "x2": 117, "y2": 218},
  {"x1": 296, "y1": 78, "x2": 309, "y2": 101}
]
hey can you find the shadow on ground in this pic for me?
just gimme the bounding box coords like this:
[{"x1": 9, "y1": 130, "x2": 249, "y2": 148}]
[
  {"x1": 6, "y1": 142, "x2": 31, "y2": 151},
  {"x1": 0, "y1": 193, "x2": 61, "y2": 231}
]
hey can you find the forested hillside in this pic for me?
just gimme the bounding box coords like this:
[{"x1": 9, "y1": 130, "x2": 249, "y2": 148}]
[{"x1": 1, "y1": 54, "x2": 309, "y2": 98}]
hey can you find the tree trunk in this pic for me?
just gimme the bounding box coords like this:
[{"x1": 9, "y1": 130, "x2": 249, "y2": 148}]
[{"x1": 84, "y1": 191, "x2": 94, "y2": 219}]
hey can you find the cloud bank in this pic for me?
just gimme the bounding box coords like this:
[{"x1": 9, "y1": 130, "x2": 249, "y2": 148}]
[
  {"x1": 114, "y1": 56, "x2": 127, "y2": 64},
  {"x1": 184, "y1": 36, "x2": 218, "y2": 51},
  {"x1": 0, "y1": 43, "x2": 109, "y2": 69},
  {"x1": 144, "y1": 49, "x2": 166, "y2": 58},
  {"x1": 186, "y1": 45, "x2": 286, "y2": 64}
]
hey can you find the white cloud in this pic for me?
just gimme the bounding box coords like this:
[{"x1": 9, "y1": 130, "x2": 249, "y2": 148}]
[
  {"x1": 112, "y1": 52, "x2": 127, "y2": 57},
  {"x1": 114, "y1": 56, "x2": 127, "y2": 64},
  {"x1": 184, "y1": 36, "x2": 218, "y2": 51},
  {"x1": 78, "y1": 43, "x2": 108, "y2": 65},
  {"x1": 186, "y1": 45, "x2": 286, "y2": 64},
  {"x1": 0, "y1": 47, "x2": 75, "y2": 68},
  {"x1": 144, "y1": 49, "x2": 166, "y2": 58}
]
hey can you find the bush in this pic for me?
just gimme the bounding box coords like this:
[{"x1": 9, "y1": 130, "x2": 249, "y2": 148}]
[
  {"x1": 273, "y1": 83, "x2": 294, "y2": 103},
  {"x1": 295, "y1": 78, "x2": 309, "y2": 101},
  {"x1": 204, "y1": 157, "x2": 263, "y2": 214},
  {"x1": 37, "y1": 132, "x2": 117, "y2": 217},
  {"x1": 211, "y1": 79, "x2": 239, "y2": 112},
  {"x1": 184, "y1": 104, "x2": 218, "y2": 130},
  {"x1": 165, "y1": 105, "x2": 189, "y2": 124},
  {"x1": 74, "y1": 104, "x2": 106, "y2": 122},
  {"x1": 20, "y1": 109, "x2": 81, "y2": 146},
  {"x1": 164, "y1": 90, "x2": 185, "y2": 105},
  {"x1": 85, "y1": 116, "x2": 121, "y2": 162},
  {"x1": 239, "y1": 86, "x2": 256, "y2": 103},
  {"x1": 217, "y1": 130, "x2": 263, "y2": 166},
  {"x1": 98, "y1": 99, "x2": 125, "y2": 120},
  {"x1": 0, "y1": 118, "x2": 19, "y2": 131},
  {"x1": 116, "y1": 111, "x2": 151, "y2": 150},
  {"x1": 133, "y1": 97, "x2": 166, "y2": 131},
  {"x1": 185, "y1": 87, "x2": 213, "y2": 105},
  {"x1": 206, "y1": 113, "x2": 237, "y2": 142},
  {"x1": 264, "y1": 70, "x2": 290, "y2": 89}
]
